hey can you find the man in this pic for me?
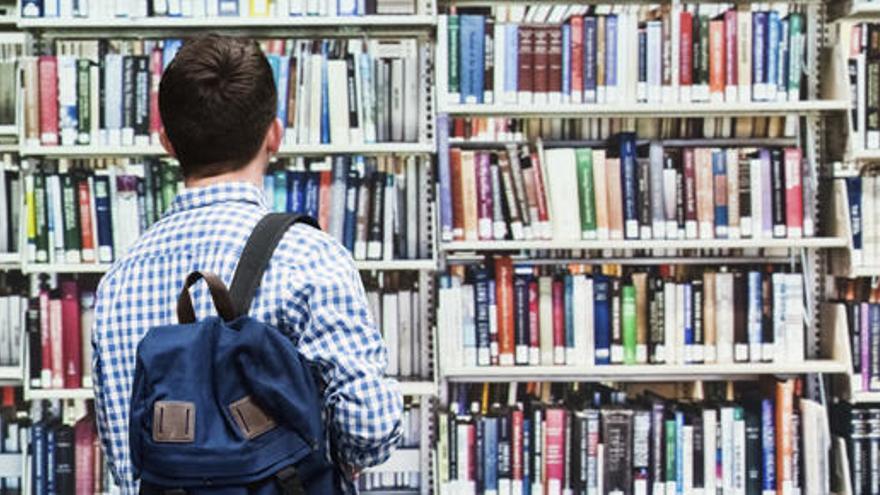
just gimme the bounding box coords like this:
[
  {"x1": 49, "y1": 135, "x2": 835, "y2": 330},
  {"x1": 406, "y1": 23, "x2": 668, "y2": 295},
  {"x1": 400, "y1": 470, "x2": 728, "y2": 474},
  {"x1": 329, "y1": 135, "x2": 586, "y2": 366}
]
[{"x1": 92, "y1": 34, "x2": 402, "y2": 494}]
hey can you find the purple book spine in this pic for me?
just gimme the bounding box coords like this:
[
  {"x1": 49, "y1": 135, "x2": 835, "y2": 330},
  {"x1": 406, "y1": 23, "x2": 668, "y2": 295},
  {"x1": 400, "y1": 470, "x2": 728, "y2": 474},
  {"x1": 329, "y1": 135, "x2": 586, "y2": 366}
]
[
  {"x1": 760, "y1": 149, "x2": 773, "y2": 237},
  {"x1": 863, "y1": 302, "x2": 871, "y2": 391},
  {"x1": 477, "y1": 151, "x2": 494, "y2": 240}
]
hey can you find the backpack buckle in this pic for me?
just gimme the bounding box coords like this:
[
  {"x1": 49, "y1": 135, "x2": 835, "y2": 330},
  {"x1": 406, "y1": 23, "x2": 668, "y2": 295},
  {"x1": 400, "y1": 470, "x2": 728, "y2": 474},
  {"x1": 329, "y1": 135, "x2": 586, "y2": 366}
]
[{"x1": 274, "y1": 466, "x2": 305, "y2": 495}]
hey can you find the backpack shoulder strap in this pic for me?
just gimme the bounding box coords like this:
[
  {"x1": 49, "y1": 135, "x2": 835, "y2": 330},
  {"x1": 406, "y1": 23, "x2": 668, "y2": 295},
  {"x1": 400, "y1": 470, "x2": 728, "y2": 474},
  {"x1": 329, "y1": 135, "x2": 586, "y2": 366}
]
[{"x1": 229, "y1": 212, "x2": 320, "y2": 317}]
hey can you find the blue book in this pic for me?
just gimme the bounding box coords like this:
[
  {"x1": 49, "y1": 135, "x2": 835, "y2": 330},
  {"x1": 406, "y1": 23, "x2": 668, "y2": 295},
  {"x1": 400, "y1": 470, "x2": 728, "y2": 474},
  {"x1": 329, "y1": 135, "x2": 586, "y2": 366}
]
[
  {"x1": 287, "y1": 170, "x2": 304, "y2": 214},
  {"x1": 761, "y1": 399, "x2": 776, "y2": 492},
  {"x1": 747, "y1": 271, "x2": 763, "y2": 360},
  {"x1": 778, "y1": 19, "x2": 790, "y2": 96},
  {"x1": 342, "y1": 164, "x2": 361, "y2": 252},
  {"x1": 564, "y1": 274, "x2": 574, "y2": 360},
  {"x1": 675, "y1": 411, "x2": 685, "y2": 495},
  {"x1": 605, "y1": 14, "x2": 618, "y2": 100},
  {"x1": 459, "y1": 15, "x2": 486, "y2": 104},
  {"x1": 46, "y1": 427, "x2": 55, "y2": 495},
  {"x1": 846, "y1": 177, "x2": 863, "y2": 258},
  {"x1": 20, "y1": 0, "x2": 42, "y2": 17},
  {"x1": 93, "y1": 174, "x2": 114, "y2": 263},
  {"x1": 217, "y1": 0, "x2": 238, "y2": 16},
  {"x1": 593, "y1": 276, "x2": 611, "y2": 365},
  {"x1": 583, "y1": 17, "x2": 597, "y2": 102},
  {"x1": 767, "y1": 11, "x2": 780, "y2": 97},
  {"x1": 753, "y1": 11, "x2": 768, "y2": 99},
  {"x1": 304, "y1": 171, "x2": 319, "y2": 219},
  {"x1": 162, "y1": 39, "x2": 182, "y2": 69},
  {"x1": 562, "y1": 23, "x2": 571, "y2": 101},
  {"x1": 683, "y1": 283, "x2": 693, "y2": 362},
  {"x1": 262, "y1": 174, "x2": 274, "y2": 207},
  {"x1": 513, "y1": 273, "x2": 530, "y2": 365},
  {"x1": 483, "y1": 416, "x2": 499, "y2": 492},
  {"x1": 522, "y1": 418, "x2": 531, "y2": 495},
  {"x1": 712, "y1": 151, "x2": 729, "y2": 237},
  {"x1": 474, "y1": 267, "x2": 491, "y2": 366},
  {"x1": 437, "y1": 113, "x2": 453, "y2": 242},
  {"x1": 266, "y1": 56, "x2": 282, "y2": 108},
  {"x1": 32, "y1": 422, "x2": 46, "y2": 495},
  {"x1": 272, "y1": 170, "x2": 287, "y2": 213},
  {"x1": 504, "y1": 24, "x2": 519, "y2": 99},
  {"x1": 276, "y1": 55, "x2": 290, "y2": 126},
  {"x1": 620, "y1": 132, "x2": 639, "y2": 239},
  {"x1": 321, "y1": 47, "x2": 330, "y2": 143}
]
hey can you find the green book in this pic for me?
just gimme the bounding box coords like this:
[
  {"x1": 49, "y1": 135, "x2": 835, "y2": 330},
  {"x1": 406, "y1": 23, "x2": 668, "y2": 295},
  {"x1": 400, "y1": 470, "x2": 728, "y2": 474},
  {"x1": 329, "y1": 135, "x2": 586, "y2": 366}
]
[
  {"x1": 575, "y1": 148, "x2": 596, "y2": 238},
  {"x1": 60, "y1": 173, "x2": 81, "y2": 263},
  {"x1": 76, "y1": 59, "x2": 91, "y2": 145},
  {"x1": 448, "y1": 15, "x2": 460, "y2": 100},
  {"x1": 699, "y1": 15, "x2": 710, "y2": 90},
  {"x1": 622, "y1": 284, "x2": 637, "y2": 364},
  {"x1": 787, "y1": 13, "x2": 804, "y2": 100},
  {"x1": 665, "y1": 418, "x2": 677, "y2": 487},
  {"x1": 33, "y1": 173, "x2": 48, "y2": 263},
  {"x1": 161, "y1": 163, "x2": 178, "y2": 217}
]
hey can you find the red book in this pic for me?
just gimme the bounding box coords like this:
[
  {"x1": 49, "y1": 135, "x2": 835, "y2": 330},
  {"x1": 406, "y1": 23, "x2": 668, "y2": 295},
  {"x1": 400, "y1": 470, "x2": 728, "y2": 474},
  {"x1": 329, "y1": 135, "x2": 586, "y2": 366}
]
[
  {"x1": 552, "y1": 278, "x2": 565, "y2": 365},
  {"x1": 61, "y1": 281, "x2": 82, "y2": 389},
  {"x1": 38, "y1": 55, "x2": 59, "y2": 146},
  {"x1": 776, "y1": 380, "x2": 794, "y2": 493},
  {"x1": 317, "y1": 170, "x2": 332, "y2": 231},
  {"x1": 75, "y1": 415, "x2": 96, "y2": 495},
  {"x1": 530, "y1": 150, "x2": 550, "y2": 238},
  {"x1": 517, "y1": 27, "x2": 535, "y2": 101},
  {"x1": 543, "y1": 408, "x2": 567, "y2": 493},
  {"x1": 511, "y1": 408, "x2": 524, "y2": 486},
  {"x1": 783, "y1": 148, "x2": 803, "y2": 238},
  {"x1": 450, "y1": 148, "x2": 465, "y2": 240},
  {"x1": 495, "y1": 257, "x2": 516, "y2": 366},
  {"x1": 149, "y1": 47, "x2": 163, "y2": 141},
  {"x1": 2, "y1": 387, "x2": 14, "y2": 407},
  {"x1": 49, "y1": 291, "x2": 63, "y2": 389},
  {"x1": 39, "y1": 288, "x2": 52, "y2": 388},
  {"x1": 724, "y1": 9, "x2": 738, "y2": 101},
  {"x1": 532, "y1": 28, "x2": 550, "y2": 100},
  {"x1": 476, "y1": 151, "x2": 493, "y2": 240},
  {"x1": 547, "y1": 26, "x2": 563, "y2": 101},
  {"x1": 680, "y1": 11, "x2": 694, "y2": 90},
  {"x1": 708, "y1": 19, "x2": 726, "y2": 101},
  {"x1": 77, "y1": 177, "x2": 96, "y2": 263},
  {"x1": 570, "y1": 17, "x2": 584, "y2": 102},
  {"x1": 528, "y1": 278, "x2": 539, "y2": 365}
]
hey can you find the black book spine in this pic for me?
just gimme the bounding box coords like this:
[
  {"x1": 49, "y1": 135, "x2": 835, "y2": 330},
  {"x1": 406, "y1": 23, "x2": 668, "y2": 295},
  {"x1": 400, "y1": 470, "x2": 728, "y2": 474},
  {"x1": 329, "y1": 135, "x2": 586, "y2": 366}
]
[
  {"x1": 345, "y1": 53, "x2": 359, "y2": 131},
  {"x1": 744, "y1": 403, "x2": 762, "y2": 495},
  {"x1": 692, "y1": 410, "x2": 704, "y2": 490},
  {"x1": 761, "y1": 272, "x2": 774, "y2": 361},
  {"x1": 770, "y1": 149, "x2": 787, "y2": 238},
  {"x1": 637, "y1": 158, "x2": 652, "y2": 236},
  {"x1": 475, "y1": 416, "x2": 484, "y2": 491},
  {"x1": 367, "y1": 170, "x2": 385, "y2": 258},
  {"x1": 692, "y1": 278, "x2": 704, "y2": 364},
  {"x1": 650, "y1": 278, "x2": 665, "y2": 364},
  {"x1": 27, "y1": 297, "x2": 41, "y2": 388},
  {"x1": 738, "y1": 153, "x2": 751, "y2": 231},
  {"x1": 54, "y1": 424, "x2": 74, "y2": 495},
  {"x1": 513, "y1": 274, "x2": 529, "y2": 365},
  {"x1": 733, "y1": 271, "x2": 749, "y2": 362},
  {"x1": 601, "y1": 409, "x2": 634, "y2": 495},
  {"x1": 675, "y1": 162, "x2": 686, "y2": 233},
  {"x1": 650, "y1": 403, "x2": 666, "y2": 491},
  {"x1": 572, "y1": 411, "x2": 587, "y2": 493},
  {"x1": 448, "y1": 414, "x2": 458, "y2": 484},
  {"x1": 852, "y1": 410, "x2": 868, "y2": 495},
  {"x1": 611, "y1": 278, "x2": 623, "y2": 364},
  {"x1": 869, "y1": 410, "x2": 880, "y2": 495},
  {"x1": 852, "y1": 303, "x2": 862, "y2": 375},
  {"x1": 498, "y1": 413, "x2": 511, "y2": 486},
  {"x1": 122, "y1": 56, "x2": 135, "y2": 130},
  {"x1": 98, "y1": 40, "x2": 107, "y2": 131}
]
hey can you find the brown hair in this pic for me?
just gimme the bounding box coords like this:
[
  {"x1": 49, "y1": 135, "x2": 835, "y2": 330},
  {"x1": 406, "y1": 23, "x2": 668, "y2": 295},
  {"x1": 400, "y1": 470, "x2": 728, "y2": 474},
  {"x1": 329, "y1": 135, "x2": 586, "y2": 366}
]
[{"x1": 159, "y1": 34, "x2": 277, "y2": 178}]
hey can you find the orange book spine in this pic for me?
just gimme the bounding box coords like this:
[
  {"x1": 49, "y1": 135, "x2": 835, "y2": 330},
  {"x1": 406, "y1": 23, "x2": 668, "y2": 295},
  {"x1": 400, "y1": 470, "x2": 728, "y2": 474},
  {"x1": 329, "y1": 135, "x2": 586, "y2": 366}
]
[
  {"x1": 77, "y1": 178, "x2": 95, "y2": 263},
  {"x1": 450, "y1": 148, "x2": 465, "y2": 240},
  {"x1": 605, "y1": 157, "x2": 624, "y2": 240},
  {"x1": 709, "y1": 19, "x2": 726, "y2": 100},
  {"x1": 776, "y1": 379, "x2": 794, "y2": 494},
  {"x1": 318, "y1": 170, "x2": 332, "y2": 231},
  {"x1": 495, "y1": 257, "x2": 516, "y2": 366}
]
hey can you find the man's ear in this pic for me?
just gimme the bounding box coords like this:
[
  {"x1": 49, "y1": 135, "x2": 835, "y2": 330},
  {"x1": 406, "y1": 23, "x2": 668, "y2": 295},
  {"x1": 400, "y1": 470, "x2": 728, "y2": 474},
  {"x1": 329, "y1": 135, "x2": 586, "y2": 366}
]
[
  {"x1": 159, "y1": 129, "x2": 177, "y2": 158},
  {"x1": 266, "y1": 118, "x2": 283, "y2": 155}
]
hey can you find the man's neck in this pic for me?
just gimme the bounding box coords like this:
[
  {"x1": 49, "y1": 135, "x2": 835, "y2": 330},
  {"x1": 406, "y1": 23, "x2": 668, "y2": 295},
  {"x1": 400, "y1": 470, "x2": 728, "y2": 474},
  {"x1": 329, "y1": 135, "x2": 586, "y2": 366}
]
[{"x1": 184, "y1": 157, "x2": 267, "y2": 189}]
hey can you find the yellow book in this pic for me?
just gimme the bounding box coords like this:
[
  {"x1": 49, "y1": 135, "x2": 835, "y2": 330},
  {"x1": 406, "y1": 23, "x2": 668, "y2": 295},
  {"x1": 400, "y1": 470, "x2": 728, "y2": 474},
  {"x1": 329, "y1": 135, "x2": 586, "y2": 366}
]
[{"x1": 250, "y1": 0, "x2": 271, "y2": 16}]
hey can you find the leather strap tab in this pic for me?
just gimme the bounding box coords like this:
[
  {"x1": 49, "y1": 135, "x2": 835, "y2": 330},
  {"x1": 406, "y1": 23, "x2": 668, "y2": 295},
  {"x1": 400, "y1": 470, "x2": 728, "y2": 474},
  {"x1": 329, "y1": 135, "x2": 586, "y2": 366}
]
[
  {"x1": 176, "y1": 271, "x2": 236, "y2": 323},
  {"x1": 274, "y1": 465, "x2": 306, "y2": 495},
  {"x1": 228, "y1": 213, "x2": 320, "y2": 317}
]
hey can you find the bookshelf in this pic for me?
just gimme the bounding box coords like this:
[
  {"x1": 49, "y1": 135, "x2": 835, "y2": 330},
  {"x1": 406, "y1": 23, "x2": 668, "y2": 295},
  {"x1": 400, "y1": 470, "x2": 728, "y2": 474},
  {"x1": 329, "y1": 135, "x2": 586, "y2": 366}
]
[
  {"x1": 18, "y1": 259, "x2": 436, "y2": 274},
  {"x1": 17, "y1": 142, "x2": 437, "y2": 157},
  {"x1": 439, "y1": 100, "x2": 851, "y2": 117},
  {"x1": 16, "y1": 14, "x2": 438, "y2": 30},
  {"x1": 441, "y1": 237, "x2": 849, "y2": 252}
]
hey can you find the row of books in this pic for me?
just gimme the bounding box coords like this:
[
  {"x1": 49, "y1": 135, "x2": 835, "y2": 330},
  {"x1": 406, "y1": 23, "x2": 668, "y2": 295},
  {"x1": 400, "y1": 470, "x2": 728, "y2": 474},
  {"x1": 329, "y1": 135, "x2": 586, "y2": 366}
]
[
  {"x1": 835, "y1": 278, "x2": 880, "y2": 396},
  {"x1": 442, "y1": 3, "x2": 805, "y2": 106},
  {"x1": 262, "y1": 155, "x2": 431, "y2": 262},
  {"x1": 23, "y1": 37, "x2": 425, "y2": 148},
  {"x1": 25, "y1": 277, "x2": 95, "y2": 391},
  {"x1": 438, "y1": 380, "x2": 829, "y2": 495},
  {"x1": 364, "y1": 272, "x2": 430, "y2": 379},
  {"x1": 445, "y1": 114, "x2": 797, "y2": 145},
  {"x1": 0, "y1": 39, "x2": 20, "y2": 130},
  {"x1": 22, "y1": 159, "x2": 182, "y2": 266},
  {"x1": 0, "y1": 292, "x2": 24, "y2": 368},
  {"x1": 835, "y1": 173, "x2": 880, "y2": 268},
  {"x1": 439, "y1": 134, "x2": 814, "y2": 243},
  {"x1": 836, "y1": 405, "x2": 880, "y2": 495},
  {"x1": 438, "y1": 261, "x2": 806, "y2": 368},
  {"x1": 357, "y1": 398, "x2": 423, "y2": 493},
  {"x1": 21, "y1": 0, "x2": 416, "y2": 18},
  {"x1": 0, "y1": 155, "x2": 20, "y2": 254},
  {"x1": 847, "y1": 23, "x2": 880, "y2": 152}
]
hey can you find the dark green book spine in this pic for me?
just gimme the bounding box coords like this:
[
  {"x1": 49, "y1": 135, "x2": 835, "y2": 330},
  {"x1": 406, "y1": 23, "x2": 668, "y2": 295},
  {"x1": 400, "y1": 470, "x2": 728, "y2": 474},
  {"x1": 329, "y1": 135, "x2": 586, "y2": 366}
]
[
  {"x1": 161, "y1": 163, "x2": 178, "y2": 217},
  {"x1": 60, "y1": 173, "x2": 81, "y2": 262},
  {"x1": 34, "y1": 172, "x2": 49, "y2": 262},
  {"x1": 76, "y1": 59, "x2": 91, "y2": 145}
]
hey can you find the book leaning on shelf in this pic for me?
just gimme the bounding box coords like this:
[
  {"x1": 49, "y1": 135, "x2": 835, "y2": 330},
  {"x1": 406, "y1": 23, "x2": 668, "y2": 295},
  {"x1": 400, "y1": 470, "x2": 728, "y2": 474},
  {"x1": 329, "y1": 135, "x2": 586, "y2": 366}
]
[
  {"x1": 0, "y1": 154, "x2": 20, "y2": 254},
  {"x1": 438, "y1": 133, "x2": 814, "y2": 243},
  {"x1": 21, "y1": 37, "x2": 425, "y2": 148},
  {"x1": 20, "y1": 0, "x2": 416, "y2": 19},
  {"x1": 441, "y1": 3, "x2": 805, "y2": 106},
  {"x1": 358, "y1": 398, "x2": 423, "y2": 493},
  {"x1": 439, "y1": 380, "x2": 830, "y2": 495},
  {"x1": 438, "y1": 260, "x2": 805, "y2": 368},
  {"x1": 833, "y1": 278, "x2": 880, "y2": 397},
  {"x1": 846, "y1": 23, "x2": 880, "y2": 153},
  {"x1": 25, "y1": 277, "x2": 95, "y2": 391},
  {"x1": 834, "y1": 170, "x2": 880, "y2": 269}
]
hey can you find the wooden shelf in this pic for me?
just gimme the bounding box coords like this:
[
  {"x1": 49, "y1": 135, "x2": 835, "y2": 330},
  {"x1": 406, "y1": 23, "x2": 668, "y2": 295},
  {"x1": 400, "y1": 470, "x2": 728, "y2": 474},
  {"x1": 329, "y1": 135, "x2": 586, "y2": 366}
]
[
  {"x1": 18, "y1": 142, "x2": 435, "y2": 157},
  {"x1": 439, "y1": 100, "x2": 849, "y2": 118},
  {"x1": 441, "y1": 237, "x2": 848, "y2": 252},
  {"x1": 443, "y1": 361, "x2": 849, "y2": 383},
  {"x1": 26, "y1": 387, "x2": 93, "y2": 400}
]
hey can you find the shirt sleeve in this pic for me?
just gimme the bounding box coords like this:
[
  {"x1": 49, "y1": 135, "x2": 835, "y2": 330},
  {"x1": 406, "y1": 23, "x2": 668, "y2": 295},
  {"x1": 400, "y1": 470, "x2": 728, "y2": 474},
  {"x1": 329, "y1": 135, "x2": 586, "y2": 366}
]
[{"x1": 289, "y1": 235, "x2": 403, "y2": 470}]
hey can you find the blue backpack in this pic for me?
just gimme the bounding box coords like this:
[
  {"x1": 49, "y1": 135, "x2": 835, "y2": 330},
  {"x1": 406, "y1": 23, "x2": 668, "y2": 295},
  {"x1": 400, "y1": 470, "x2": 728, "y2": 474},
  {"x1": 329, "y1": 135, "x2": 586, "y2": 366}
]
[{"x1": 130, "y1": 213, "x2": 344, "y2": 495}]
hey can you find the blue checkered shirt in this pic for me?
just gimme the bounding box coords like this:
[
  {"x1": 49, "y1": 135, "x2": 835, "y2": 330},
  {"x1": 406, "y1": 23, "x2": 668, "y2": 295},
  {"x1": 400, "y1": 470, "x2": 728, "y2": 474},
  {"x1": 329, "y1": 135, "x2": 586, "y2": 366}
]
[{"x1": 92, "y1": 181, "x2": 403, "y2": 494}]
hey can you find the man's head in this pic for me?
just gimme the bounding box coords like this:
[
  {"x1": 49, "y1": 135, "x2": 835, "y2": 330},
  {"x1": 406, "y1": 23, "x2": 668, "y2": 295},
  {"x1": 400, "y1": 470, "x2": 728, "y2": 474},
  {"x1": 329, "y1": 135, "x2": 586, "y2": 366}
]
[{"x1": 159, "y1": 34, "x2": 280, "y2": 179}]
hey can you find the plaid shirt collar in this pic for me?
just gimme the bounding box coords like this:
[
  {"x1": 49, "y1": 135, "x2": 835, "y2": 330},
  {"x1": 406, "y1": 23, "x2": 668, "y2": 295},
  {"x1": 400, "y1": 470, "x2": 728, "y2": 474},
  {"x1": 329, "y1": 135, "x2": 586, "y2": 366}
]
[{"x1": 166, "y1": 181, "x2": 269, "y2": 215}]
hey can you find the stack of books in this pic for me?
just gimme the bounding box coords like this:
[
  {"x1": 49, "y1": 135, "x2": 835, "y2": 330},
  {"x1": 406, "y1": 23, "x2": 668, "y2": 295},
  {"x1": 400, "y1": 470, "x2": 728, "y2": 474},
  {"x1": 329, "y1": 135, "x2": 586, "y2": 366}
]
[
  {"x1": 358, "y1": 398, "x2": 423, "y2": 493},
  {"x1": 439, "y1": 380, "x2": 830, "y2": 494},
  {"x1": 439, "y1": 134, "x2": 814, "y2": 244},
  {"x1": 835, "y1": 173, "x2": 880, "y2": 269},
  {"x1": 439, "y1": 260, "x2": 806, "y2": 369},
  {"x1": 22, "y1": 37, "x2": 425, "y2": 149},
  {"x1": 846, "y1": 23, "x2": 880, "y2": 153},
  {"x1": 20, "y1": 0, "x2": 416, "y2": 18},
  {"x1": 833, "y1": 278, "x2": 880, "y2": 397},
  {"x1": 442, "y1": 3, "x2": 805, "y2": 106}
]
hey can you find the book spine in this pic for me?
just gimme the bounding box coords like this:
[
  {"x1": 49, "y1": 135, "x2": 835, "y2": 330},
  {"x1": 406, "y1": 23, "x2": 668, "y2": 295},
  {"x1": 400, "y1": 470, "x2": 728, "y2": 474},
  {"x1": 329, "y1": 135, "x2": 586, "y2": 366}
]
[
  {"x1": 770, "y1": 149, "x2": 787, "y2": 238},
  {"x1": 620, "y1": 133, "x2": 639, "y2": 239},
  {"x1": 783, "y1": 148, "x2": 803, "y2": 238},
  {"x1": 762, "y1": 399, "x2": 777, "y2": 495},
  {"x1": 495, "y1": 257, "x2": 515, "y2": 366},
  {"x1": 713, "y1": 150, "x2": 729, "y2": 238},
  {"x1": 514, "y1": 274, "x2": 530, "y2": 366},
  {"x1": 474, "y1": 268, "x2": 491, "y2": 367}
]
